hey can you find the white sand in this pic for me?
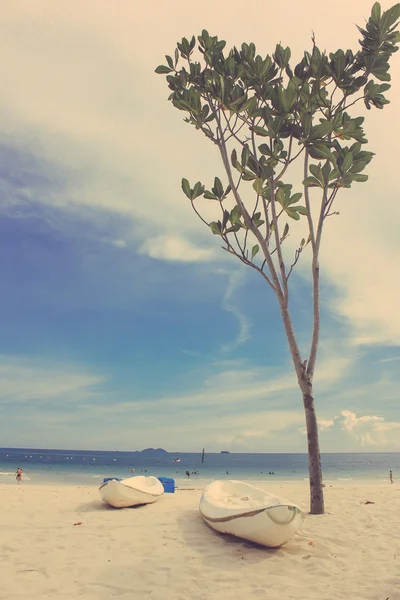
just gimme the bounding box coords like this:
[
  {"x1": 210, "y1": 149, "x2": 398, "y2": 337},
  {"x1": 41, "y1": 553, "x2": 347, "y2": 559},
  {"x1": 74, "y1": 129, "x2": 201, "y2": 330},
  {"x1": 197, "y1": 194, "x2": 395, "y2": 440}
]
[{"x1": 1, "y1": 480, "x2": 399, "y2": 600}]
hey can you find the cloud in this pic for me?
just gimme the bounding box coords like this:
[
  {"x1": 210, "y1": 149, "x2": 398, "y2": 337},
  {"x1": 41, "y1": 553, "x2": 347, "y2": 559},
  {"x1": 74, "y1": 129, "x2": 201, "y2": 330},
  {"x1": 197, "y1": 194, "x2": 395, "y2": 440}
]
[
  {"x1": 220, "y1": 270, "x2": 252, "y2": 352},
  {"x1": 1, "y1": 344, "x2": 396, "y2": 452},
  {"x1": 110, "y1": 239, "x2": 128, "y2": 248},
  {"x1": 72, "y1": 348, "x2": 354, "y2": 450},
  {"x1": 0, "y1": 355, "x2": 105, "y2": 404},
  {"x1": 0, "y1": 0, "x2": 399, "y2": 452},
  {"x1": 139, "y1": 235, "x2": 214, "y2": 262},
  {"x1": 1, "y1": 0, "x2": 398, "y2": 351},
  {"x1": 339, "y1": 410, "x2": 384, "y2": 432},
  {"x1": 336, "y1": 409, "x2": 400, "y2": 447},
  {"x1": 316, "y1": 410, "x2": 400, "y2": 449},
  {"x1": 318, "y1": 419, "x2": 335, "y2": 431},
  {"x1": 227, "y1": 412, "x2": 305, "y2": 452},
  {"x1": 380, "y1": 356, "x2": 400, "y2": 364}
]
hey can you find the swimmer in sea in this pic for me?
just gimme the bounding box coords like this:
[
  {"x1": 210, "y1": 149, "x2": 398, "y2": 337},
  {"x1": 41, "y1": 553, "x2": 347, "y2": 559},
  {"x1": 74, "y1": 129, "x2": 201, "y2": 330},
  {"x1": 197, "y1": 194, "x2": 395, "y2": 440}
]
[{"x1": 15, "y1": 467, "x2": 23, "y2": 483}]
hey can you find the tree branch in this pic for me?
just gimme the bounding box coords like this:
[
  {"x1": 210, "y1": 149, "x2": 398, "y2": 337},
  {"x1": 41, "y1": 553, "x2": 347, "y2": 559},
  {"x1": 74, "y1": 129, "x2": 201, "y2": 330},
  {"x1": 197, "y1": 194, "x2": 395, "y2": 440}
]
[
  {"x1": 269, "y1": 177, "x2": 288, "y2": 302},
  {"x1": 221, "y1": 238, "x2": 276, "y2": 291},
  {"x1": 215, "y1": 113, "x2": 284, "y2": 299},
  {"x1": 306, "y1": 183, "x2": 327, "y2": 381},
  {"x1": 304, "y1": 150, "x2": 316, "y2": 251}
]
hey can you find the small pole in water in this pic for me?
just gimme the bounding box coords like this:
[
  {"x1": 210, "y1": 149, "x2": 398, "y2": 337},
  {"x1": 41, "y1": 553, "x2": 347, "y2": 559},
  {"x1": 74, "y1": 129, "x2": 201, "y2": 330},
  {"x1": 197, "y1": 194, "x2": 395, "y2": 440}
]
[{"x1": 201, "y1": 448, "x2": 205, "y2": 463}]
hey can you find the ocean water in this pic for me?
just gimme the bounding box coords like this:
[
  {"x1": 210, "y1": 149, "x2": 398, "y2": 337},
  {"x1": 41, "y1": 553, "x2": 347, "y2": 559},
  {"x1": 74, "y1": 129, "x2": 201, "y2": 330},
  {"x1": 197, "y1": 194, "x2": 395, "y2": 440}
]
[{"x1": 0, "y1": 448, "x2": 399, "y2": 487}]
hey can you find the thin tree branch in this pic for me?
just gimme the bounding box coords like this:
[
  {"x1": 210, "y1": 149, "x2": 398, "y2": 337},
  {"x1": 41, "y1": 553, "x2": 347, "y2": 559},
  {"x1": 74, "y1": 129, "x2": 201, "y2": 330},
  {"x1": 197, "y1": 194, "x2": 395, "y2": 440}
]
[
  {"x1": 303, "y1": 150, "x2": 316, "y2": 251},
  {"x1": 269, "y1": 177, "x2": 288, "y2": 301},
  {"x1": 306, "y1": 183, "x2": 328, "y2": 381},
  {"x1": 215, "y1": 113, "x2": 284, "y2": 298},
  {"x1": 191, "y1": 199, "x2": 210, "y2": 227},
  {"x1": 287, "y1": 246, "x2": 304, "y2": 279},
  {"x1": 221, "y1": 238, "x2": 276, "y2": 291}
]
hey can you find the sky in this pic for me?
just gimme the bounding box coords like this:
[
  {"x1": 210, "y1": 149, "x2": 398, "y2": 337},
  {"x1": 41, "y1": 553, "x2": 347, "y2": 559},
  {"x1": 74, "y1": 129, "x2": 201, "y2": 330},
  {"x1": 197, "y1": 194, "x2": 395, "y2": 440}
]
[{"x1": 0, "y1": 0, "x2": 399, "y2": 453}]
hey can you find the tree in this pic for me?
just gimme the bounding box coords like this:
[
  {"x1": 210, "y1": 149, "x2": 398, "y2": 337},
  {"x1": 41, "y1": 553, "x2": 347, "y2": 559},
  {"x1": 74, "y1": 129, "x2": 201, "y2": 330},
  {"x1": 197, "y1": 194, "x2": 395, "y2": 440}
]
[{"x1": 156, "y1": 2, "x2": 400, "y2": 514}]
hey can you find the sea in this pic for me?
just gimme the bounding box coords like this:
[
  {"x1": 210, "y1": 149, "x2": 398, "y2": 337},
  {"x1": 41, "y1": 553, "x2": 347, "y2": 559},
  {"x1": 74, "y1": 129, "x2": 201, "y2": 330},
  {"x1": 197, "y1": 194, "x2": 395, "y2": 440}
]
[{"x1": 0, "y1": 448, "x2": 399, "y2": 487}]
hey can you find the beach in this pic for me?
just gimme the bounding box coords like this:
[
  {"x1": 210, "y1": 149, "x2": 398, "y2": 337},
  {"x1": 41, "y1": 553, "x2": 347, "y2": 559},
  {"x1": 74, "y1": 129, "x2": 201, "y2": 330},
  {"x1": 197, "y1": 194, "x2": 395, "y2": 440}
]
[{"x1": 1, "y1": 480, "x2": 399, "y2": 600}]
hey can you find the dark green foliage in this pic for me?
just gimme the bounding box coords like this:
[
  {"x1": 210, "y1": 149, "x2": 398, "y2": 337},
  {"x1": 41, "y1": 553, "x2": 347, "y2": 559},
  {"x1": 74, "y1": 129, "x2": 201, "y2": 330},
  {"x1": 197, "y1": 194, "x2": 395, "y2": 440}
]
[{"x1": 157, "y1": 3, "x2": 399, "y2": 263}]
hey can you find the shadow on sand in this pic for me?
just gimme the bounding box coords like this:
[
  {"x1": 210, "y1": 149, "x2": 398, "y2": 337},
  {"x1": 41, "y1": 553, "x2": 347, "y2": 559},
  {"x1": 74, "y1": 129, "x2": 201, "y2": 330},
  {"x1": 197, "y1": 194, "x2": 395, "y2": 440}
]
[
  {"x1": 75, "y1": 499, "x2": 151, "y2": 513},
  {"x1": 177, "y1": 507, "x2": 304, "y2": 569}
]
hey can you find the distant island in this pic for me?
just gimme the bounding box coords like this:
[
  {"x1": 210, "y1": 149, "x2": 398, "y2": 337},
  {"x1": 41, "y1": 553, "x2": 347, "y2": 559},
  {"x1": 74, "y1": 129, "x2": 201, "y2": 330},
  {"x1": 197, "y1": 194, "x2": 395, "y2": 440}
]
[
  {"x1": 139, "y1": 448, "x2": 168, "y2": 456},
  {"x1": 220, "y1": 450, "x2": 230, "y2": 454}
]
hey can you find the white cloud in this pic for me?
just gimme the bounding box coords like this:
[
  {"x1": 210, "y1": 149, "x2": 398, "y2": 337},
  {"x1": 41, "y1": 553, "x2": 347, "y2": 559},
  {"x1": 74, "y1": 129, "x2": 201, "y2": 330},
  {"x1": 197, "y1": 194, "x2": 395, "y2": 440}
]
[
  {"x1": 139, "y1": 235, "x2": 214, "y2": 262},
  {"x1": 318, "y1": 410, "x2": 400, "y2": 449},
  {"x1": 110, "y1": 239, "x2": 128, "y2": 248},
  {"x1": 0, "y1": 0, "x2": 399, "y2": 456},
  {"x1": 220, "y1": 270, "x2": 252, "y2": 352},
  {"x1": 380, "y1": 356, "x2": 400, "y2": 364},
  {"x1": 0, "y1": 356, "x2": 105, "y2": 403},
  {"x1": 0, "y1": 0, "x2": 398, "y2": 353},
  {"x1": 70, "y1": 349, "x2": 354, "y2": 451},
  {"x1": 318, "y1": 419, "x2": 335, "y2": 431},
  {"x1": 1, "y1": 347, "x2": 398, "y2": 452},
  {"x1": 339, "y1": 410, "x2": 384, "y2": 432}
]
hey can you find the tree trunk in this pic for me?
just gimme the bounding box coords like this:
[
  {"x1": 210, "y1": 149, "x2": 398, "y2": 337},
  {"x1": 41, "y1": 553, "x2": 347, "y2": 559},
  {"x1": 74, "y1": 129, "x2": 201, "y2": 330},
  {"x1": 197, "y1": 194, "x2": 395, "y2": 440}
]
[
  {"x1": 303, "y1": 385, "x2": 324, "y2": 515},
  {"x1": 278, "y1": 302, "x2": 325, "y2": 514}
]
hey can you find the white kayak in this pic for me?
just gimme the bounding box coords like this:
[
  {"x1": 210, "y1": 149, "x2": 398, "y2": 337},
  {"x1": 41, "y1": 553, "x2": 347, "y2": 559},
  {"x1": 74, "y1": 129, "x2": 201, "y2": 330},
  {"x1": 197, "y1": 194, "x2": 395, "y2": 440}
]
[
  {"x1": 199, "y1": 480, "x2": 304, "y2": 547},
  {"x1": 99, "y1": 475, "x2": 164, "y2": 508}
]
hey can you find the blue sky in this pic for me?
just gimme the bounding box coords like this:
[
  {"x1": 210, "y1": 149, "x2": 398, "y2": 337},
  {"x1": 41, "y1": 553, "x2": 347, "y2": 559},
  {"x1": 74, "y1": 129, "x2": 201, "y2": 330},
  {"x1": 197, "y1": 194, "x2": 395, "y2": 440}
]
[{"x1": 0, "y1": 0, "x2": 399, "y2": 452}]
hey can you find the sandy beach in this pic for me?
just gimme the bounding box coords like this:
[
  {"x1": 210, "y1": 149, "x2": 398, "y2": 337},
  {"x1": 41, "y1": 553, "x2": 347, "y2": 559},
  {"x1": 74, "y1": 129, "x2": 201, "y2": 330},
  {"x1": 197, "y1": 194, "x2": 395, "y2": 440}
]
[{"x1": 0, "y1": 480, "x2": 399, "y2": 600}]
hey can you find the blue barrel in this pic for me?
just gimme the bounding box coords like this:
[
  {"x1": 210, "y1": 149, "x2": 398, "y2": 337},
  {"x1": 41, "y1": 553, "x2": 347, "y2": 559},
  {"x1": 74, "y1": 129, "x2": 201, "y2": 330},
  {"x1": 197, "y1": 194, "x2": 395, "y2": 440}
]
[{"x1": 157, "y1": 477, "x2": 175, "y2": 493}]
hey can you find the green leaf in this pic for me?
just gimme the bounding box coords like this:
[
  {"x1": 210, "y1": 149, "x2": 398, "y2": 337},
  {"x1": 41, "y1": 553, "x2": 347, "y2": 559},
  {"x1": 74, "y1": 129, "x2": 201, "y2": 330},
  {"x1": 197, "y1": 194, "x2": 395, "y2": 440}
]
[
  {"x1": 371, "y1": 2, "x2": 381, "y2": 24},
  {"x1": 225, "y1": 224, "x2": 241, "y2": 234},
  {"x1": 242, "y1": 96, "x2": 258, "y2": 114},
  {"x1": 251, "y1": 126, "x2": 269, "y2": 137},
  {"x1": 276, "y1": 187, "x2": 288, "y2": 207},
  {"x1": 321, "y1": 162, "x2": 331, "y2": 184},
  {"x1": 224, "y1": 184, "x2": 232, "y2": 198},
  {"x1": 258, "y1": 144, "x2": 272, "y2": 156},
  {"x1": 351, "y1": 173, "x2": 368, "y2": 182},
  {"x1": 222, "y1": 209, "x2": 230, "y2": 230},
  {"x1": 350, "y1": 160, "x2": 368, "y2": 174},
  {"x1": 155, "y1": 65, "x2": 173, "y2": 74},
  {"x1": 203, "y1": 190, "x2": 218, "y2": 200},
  {"x1": 231, "y1": 148, "x2": 239, "y2": 168},
  {"x1": 342, "y1": 152, "x2": 353, "y2": 173},
  {"x1": 209, "y1": 221, "x2": 222, "y2": 235},
  {"x1": 290, "y1": 205, "x2": 308, "y2": 215},
  {"x1": 231, "y1": 205, "x2": 242, "y2": 225},
  {"x1": 241, "y1": 146, "x2": 250, "y2": 166},
  {"x1": 303, "y1": 176, "x2": 323, "y2": 188},
  {"x1": 312, "y1": 120, "x2": 334, "y2": 138},
  {"x1": 309, "y1": 164, "x2": 323, "y2": 182},
  {"x1": 285, "y1": 209, "x2": 301, "y2": 220},
  {"x1": 213, "y1": 177, "x2": 224, "y2": 198},
  {"x1": 381, "y1": 3, "x2": 400, "y2": 28},
  {"x1": 242, "y1": 170, "x2": 257, "y2": 181},
  {"x1": 181, "y1": 178, "x2": 191, "y2": 199},
  {"x1": 192, "y1": 181, "x2": 205, "y2": 199},
  {"x1": 282, "y1": 223, "x2": 289, "y2": 238},
  {"x1": 287, "y1": 192, "x2": 302, "y2": 206},
  {"x1": 205, "y1": 112, "x2": 217, "y2": 123},
  {"x1": 308, "y1": 143, "x2": 336, "y2": 164},
  {"x1": 251, "y1": 244, "x2": 260, "y2": 259},
  {"x1": 253, "y1": 178, "x2": 264, "y2": 194},
  {"x1": 165, "y1": 55, "x2": 174, "y2": 69}
]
